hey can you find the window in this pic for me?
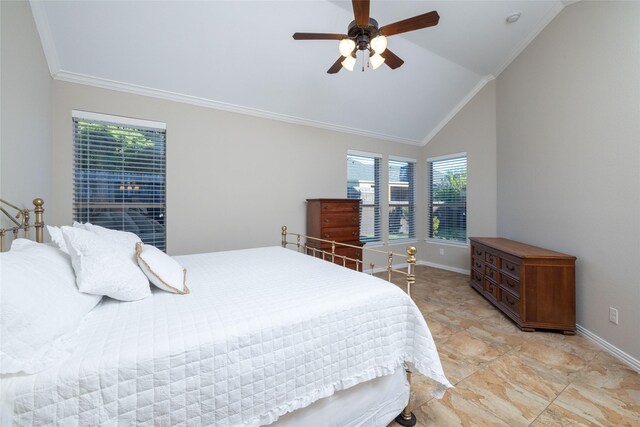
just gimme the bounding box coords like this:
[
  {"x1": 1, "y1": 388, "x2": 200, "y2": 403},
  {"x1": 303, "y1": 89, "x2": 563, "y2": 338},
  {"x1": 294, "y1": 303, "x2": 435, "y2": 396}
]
[
  {"x1": 347, "y1": 152, "x2": 381, "y2": 243},
  {"x1": 428, "y1": 154, "x2": 467, "y2": 243},
  {"x1": 388, "y1": 158, "x2": 415, "y2": 240},
  {"x1": 73, "y1": 111, "x2": 167, "y2": 251}
]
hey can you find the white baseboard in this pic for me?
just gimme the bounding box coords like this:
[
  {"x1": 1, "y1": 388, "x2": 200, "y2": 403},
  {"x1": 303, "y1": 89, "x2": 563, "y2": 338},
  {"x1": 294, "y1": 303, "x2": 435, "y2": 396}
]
[
  {"x1": 576, "y1": 325, "x2": 640, "y2": 373},
  {"x1": 417, "y1": 260, "x2": 470, "y2": 276}
]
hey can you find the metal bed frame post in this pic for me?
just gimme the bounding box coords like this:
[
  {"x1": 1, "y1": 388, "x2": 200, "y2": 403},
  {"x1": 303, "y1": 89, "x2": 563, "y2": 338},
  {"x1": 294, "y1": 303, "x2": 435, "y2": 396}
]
[
  {"x1": 33, "y1": 198, "x2": 44, "y2": 243},
  {"x1": 396, "y1": 245, "x2": 417, "y2": 427}
]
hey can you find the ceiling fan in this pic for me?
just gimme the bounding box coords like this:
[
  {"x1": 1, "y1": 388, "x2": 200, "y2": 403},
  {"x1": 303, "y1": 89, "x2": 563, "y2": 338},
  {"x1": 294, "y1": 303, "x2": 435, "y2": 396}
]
[{"x1": 293, "y1": 0, "x2": 440, "y2": 74}]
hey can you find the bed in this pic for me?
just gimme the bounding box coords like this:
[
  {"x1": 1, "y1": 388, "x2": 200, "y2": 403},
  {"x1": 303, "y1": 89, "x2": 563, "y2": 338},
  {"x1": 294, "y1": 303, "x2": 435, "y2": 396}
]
[{"x1": 0, "y1": 198, "x2": 451, "y2": 426}]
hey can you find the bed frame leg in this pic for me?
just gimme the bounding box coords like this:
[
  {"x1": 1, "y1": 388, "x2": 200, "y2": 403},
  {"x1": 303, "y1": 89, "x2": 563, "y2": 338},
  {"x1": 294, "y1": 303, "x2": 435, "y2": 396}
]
[{"x1": 395, "y1": 369, "x2": 417, "y2": 426}]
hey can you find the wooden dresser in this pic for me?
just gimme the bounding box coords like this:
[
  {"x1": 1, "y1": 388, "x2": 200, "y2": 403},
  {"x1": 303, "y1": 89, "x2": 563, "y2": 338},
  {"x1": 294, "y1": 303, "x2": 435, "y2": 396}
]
[
  {"x1": 469, "y1": 237, "x2": 576, "y2": 334},
  {"x1": 306, "y1": 199, "x2": 363, "y2": 271}
]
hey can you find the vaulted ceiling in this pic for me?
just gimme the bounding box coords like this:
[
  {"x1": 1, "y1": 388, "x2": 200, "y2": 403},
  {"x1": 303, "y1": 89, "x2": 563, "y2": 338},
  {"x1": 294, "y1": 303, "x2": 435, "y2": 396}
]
[{"x1": 31, "y1": 1, "x2": 567, "y2": 145}]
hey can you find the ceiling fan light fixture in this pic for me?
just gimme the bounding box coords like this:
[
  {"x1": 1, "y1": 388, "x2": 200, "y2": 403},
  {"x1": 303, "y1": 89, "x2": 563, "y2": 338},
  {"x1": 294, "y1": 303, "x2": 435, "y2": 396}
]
[
  {"x1": 370, "y1": 52, "x2": 385, "y2": 70},
  {"x1": 370, "y1": 35, "x2": 387, "y2": 54},
  {"x1": 338, "y1": 38, "x2": 356, "y2": 57},
  {"x1": 341, "y1": 54, "x2": 356, "y2": 71}
]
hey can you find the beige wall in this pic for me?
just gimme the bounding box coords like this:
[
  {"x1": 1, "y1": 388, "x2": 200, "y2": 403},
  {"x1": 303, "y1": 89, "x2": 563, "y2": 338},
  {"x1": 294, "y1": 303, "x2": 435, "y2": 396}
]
[
  {"x1": 496, "y1": 1, "x2": 640, "y2": 360},
  {"x1": 51, "y1": 81, "x2": 423, "y2": 265},
  {"x1": 0, "y1": 0, "x2": 51, "y2": 223},
  {"x1": 421, "y1": 81, "x2": 497, "y2": 272}
]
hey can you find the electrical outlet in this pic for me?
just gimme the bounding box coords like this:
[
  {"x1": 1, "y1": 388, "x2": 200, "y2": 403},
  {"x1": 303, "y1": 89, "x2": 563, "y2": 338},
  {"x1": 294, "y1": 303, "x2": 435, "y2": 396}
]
[
  {"x1": 609, "y1": 307, "x2": 619, "y2": 325},
  {"x1": 439, "y1": 248, "x2": 445, "y2": 256}
]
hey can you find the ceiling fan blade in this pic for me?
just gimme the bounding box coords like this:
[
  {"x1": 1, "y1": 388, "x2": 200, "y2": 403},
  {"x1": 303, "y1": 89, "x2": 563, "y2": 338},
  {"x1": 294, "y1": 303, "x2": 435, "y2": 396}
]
[
  {"x1": 352, "y1": 0, "x2": 370, "y2": 27},
  {"x1": 327, "y1": 57, "x2": 344, "y2": 74},
  {"x1": 381, "y1": 49, "x2": 404, "y2": 69},
  {"x1": 292, "y1": 33, "x2": 347, "y2": 40},
  {"x1": 379, "y1": 11, "x2": 440, "y2": 36}
]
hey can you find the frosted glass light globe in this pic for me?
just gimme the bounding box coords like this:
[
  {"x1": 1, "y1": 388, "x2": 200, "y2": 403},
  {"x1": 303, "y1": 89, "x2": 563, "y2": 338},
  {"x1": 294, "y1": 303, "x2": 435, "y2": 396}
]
[
  {"x1": 338, "y1": 39, "x2": 356, "y2": 57},
  {"x1": 370, "y1": 53, "x2": 385, "y2": 70},
  {"x1": 370, "y1": 35, "x2": 387, "y2": 54}
]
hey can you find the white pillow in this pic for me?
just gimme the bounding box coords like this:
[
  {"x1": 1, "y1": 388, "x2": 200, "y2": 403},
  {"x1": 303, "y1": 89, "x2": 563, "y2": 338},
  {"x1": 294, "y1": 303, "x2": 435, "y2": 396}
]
[
  {"x1": 136, "y1": 242, "x2": 189, "y2": 294},
  {"x1": 61, "y1": 226, "x2": 151, "y2": 301},
  {"x1": 47, "y1": 222, "x2": 89, "y2": 254},
  {"x1": 0, "y1": 239, "x2": 102, "y2": 374},
  {"x1": 47, "y1": 225, "x2": 68, "y2": 254},
  {"x1": 82, "y1": 223, "x2": 140, "y2": 263}
]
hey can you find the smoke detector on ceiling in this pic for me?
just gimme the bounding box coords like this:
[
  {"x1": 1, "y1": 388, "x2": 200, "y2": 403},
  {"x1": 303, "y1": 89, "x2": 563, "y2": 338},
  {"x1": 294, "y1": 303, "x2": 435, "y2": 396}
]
[{"x1": 506, "y1": 13, "x2": 521, "y2": 24}]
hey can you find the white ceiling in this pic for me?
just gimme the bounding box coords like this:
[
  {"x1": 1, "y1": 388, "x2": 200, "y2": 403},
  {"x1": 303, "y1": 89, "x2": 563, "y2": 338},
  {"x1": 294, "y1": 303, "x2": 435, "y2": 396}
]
[{"x1": 31, "y1": 0, "x2": 566, "y2": 145}]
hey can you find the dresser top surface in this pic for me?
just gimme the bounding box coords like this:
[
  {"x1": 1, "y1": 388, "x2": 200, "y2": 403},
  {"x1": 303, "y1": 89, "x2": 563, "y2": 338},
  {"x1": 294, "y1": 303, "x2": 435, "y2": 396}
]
[
  {"x1": 306, "y1": 198, "x2": 359, "y2": 203},
  {"x1": 469, "y1": 237, "x2": 576, "y2": 260}
]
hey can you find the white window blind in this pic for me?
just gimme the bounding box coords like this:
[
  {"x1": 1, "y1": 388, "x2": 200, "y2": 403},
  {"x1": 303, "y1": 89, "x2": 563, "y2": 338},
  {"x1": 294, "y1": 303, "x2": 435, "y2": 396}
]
[
  {"x1": 388, "y1": 159, "x2": 415, "y2": 240},
  {"x1": 428, "y1": 155, "x2": 467, "y2": 243},
  {"x1": 73, "y1": 113, "x2": 167, "y2": 251},
  {"x1": 347, "y1": 153, "x2": 381, "y2": 243}
]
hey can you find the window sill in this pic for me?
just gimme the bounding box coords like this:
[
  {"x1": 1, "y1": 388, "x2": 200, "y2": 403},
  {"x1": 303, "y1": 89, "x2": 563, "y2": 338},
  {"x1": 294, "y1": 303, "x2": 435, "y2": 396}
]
[
  {"x1": 387, "y1": 238, "x2": 419, "y2": 246},
  {"x1": 424, "y1": 238, "x2": 468, "y2": 248}
]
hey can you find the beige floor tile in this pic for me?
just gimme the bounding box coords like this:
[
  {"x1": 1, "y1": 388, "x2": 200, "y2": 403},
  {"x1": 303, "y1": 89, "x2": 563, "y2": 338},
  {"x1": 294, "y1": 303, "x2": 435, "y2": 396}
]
[
  {"x1": 554, "y1": 382, "x2": 640, "y2": 426},
  {"x1": 454, "y1": 367, "x2": 551, "y2": 426},
  {"x1": 416, "y1": 387, "x2": 512, "y2": 427},
  {"x1": 484, "y1": 352, "x2": 569, "y2": 401},
  {"x1": 530, "y1": 403, "x2": 601, "y2": 426}
]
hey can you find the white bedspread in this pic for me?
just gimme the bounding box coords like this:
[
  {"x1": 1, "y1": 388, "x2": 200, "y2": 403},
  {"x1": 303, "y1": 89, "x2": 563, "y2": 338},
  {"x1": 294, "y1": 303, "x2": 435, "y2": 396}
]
[{"x1": 1, "y1": 247, "x2": 451, "y2": 426}]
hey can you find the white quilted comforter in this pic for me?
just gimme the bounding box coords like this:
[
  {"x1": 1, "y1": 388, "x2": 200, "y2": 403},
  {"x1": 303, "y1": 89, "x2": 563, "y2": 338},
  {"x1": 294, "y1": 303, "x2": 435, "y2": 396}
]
[{"x1": 1, "y1": 247, "x2": 451, "y2": 426}]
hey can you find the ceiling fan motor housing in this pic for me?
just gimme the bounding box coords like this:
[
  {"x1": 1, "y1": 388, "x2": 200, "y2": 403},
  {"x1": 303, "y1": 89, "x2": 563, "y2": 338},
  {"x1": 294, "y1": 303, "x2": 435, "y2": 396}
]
[{"x1": 347, "y1": 18, "x2": 379, "y2": 51}]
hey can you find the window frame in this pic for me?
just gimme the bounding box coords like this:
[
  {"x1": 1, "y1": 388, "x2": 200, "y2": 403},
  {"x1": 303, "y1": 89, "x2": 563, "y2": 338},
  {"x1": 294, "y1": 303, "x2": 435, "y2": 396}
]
[
  {"x1": 72, "y1": 110, "x2": 167, "y2": 251},
  {"x1": 388, "y1": 155, "x2": 416, "y2": 242},
  {"x1": 426, "y1": 152, "x2": 468, "y2": 246},
  {"x1": 347, "y1": 150, "x2": 382, "y2": 244}
]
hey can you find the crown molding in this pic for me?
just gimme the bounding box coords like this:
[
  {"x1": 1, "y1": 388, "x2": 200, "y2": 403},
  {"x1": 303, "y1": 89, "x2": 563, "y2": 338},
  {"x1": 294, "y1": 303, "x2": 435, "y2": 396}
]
[
  {"x1": 52, "y1": 70, "x2": 423, "y2": 146},
  {"x1": 421, "y1": 74, "x2": 495, "y2": 146},
  {"x1": 29, "y1": 0, "x2": 60, "y2": 76},
  {"x1": 493, "y1": 1, "x2": 566, "y2": 78}
]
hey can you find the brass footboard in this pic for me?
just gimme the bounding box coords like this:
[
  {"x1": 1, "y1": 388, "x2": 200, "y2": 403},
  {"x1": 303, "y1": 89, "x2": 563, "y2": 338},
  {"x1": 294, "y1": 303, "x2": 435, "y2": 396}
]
[{"x1": 280, "y1": 225, "x2": 418, "y2": 426}]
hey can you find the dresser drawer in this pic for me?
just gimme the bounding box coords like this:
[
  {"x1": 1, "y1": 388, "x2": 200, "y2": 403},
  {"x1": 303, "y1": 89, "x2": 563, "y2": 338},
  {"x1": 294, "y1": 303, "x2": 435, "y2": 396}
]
[
  {"x1": 484, "y1": 279, "x2": 500, "y2": 301},
  {"x1": 501, "y1": 259, "x2": 521, "y2": 278},
  {"x1": 484, "y1": 251, "x2": 499, "y2": 268},
  {"x1": 320, "y1": 227, "x2": 359, "y2": 241},
  {"x1": 472, "y1": 257, "x2": 484, "y2": 272},
  {"x1": 501, "y1": 274, "x2": 521, "y2": 297},
  {"x1": 321, "y1": 202, "x2": 359, "y2": 213},
  {"x1": 500, "y1": 290, "x2": 521, "y2": 317},
  {"x1": 471, "y1": 269, "x2": 483, "y2": 287},
  {"x1": 471, "y1": 244, "x2": 484, "y2": 258},
  {"x1": 484, "y1": 265, "x2": 500, "y2": 283},
  {"x1": 320, "y1": 213, "x2": 359, "y2": 228}
]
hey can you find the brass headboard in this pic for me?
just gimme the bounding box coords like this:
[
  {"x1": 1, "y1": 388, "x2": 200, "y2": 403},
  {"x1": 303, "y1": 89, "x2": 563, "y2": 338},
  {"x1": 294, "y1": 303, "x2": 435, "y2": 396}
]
[{"x1": 0, "y1": 198, "x2": 44, "y2": 251}]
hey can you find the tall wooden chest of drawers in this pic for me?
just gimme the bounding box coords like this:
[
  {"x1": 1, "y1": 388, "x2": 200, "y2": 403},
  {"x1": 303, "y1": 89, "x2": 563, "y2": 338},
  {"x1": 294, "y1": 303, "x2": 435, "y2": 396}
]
[
  {"x1": 306, "y1": 199, "x2": 363, "y2": 271},
  {"x1": 469, "y1": 237, "x2": 576, "y2": 334}
]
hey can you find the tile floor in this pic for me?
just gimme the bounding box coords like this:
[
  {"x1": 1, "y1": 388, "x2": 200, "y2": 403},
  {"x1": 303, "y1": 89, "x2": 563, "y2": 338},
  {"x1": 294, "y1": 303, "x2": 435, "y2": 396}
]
[{"x1": 384, "y1": 266, "x2": 640, "y2": 427}]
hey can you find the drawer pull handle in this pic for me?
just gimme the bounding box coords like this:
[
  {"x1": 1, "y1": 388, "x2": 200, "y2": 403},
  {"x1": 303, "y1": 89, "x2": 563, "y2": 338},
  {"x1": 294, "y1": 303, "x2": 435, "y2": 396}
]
[
  {"x1": 506, "y1": 296, "x2": 515, "y2": 305},
  {"x1": 507, "y1": 265, "x2": 515, "y2": 271},
  {"x1": 475, "y1": 250, "x2": 481, "y2": 255},
  {"x1": 352, "y1": 205, "x2": 357, "y2": 210},
  {"x1": 352, "y1": 217, "x2": 358, "y2": 223},
  {"x1": 352, "y1": 231, "x2": 357, "y2": 236},
  {"x1": 323, "y1": 233, "x2": 330, "y2": 238},
  {"x1": 488, "y1": 256, "x2": 494, "y2": 262},
  {"x1": 323, "y1": 218, "x2": 329, "y2": 224}
]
